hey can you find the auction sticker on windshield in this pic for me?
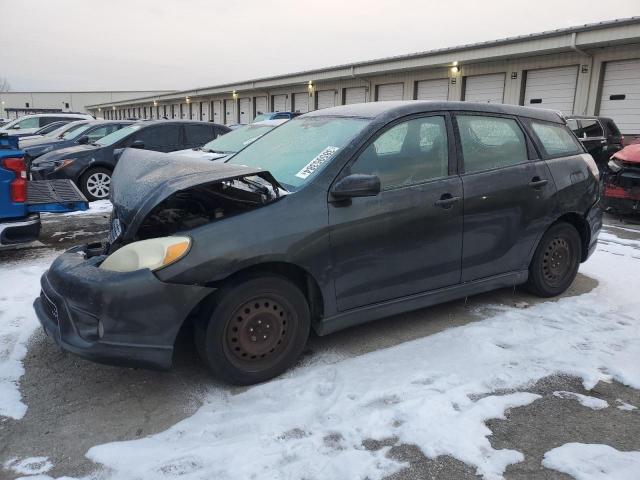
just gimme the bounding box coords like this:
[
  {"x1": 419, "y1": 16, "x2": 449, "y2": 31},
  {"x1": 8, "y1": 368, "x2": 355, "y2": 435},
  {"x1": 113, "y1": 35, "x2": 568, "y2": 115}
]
[{"x1": 295, "y1": 146, "x2": 339, "y2": 180}]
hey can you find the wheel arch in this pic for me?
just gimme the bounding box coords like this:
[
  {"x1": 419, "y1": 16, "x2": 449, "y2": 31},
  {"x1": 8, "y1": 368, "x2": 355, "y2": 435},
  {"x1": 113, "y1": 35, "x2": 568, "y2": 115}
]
[
  {"x1": 529, "y1": 212, "x2": 591, "y2": 265},
  {"x1": 183, "y1": 261, "x2": 325, "y2": 336}
]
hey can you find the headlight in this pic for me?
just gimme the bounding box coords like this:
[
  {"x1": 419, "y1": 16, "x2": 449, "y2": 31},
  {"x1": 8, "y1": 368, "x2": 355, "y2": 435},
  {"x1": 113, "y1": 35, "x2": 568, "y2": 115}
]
[
  {"x1": 100, "y1": 236, "x2": 191, "y2": 272},
  {"x1": 608, "y1": 159, "x2": 623, "y2": 173},
  {"x1": 54, "y1": 159, "x2": 75, "y2": 170}
]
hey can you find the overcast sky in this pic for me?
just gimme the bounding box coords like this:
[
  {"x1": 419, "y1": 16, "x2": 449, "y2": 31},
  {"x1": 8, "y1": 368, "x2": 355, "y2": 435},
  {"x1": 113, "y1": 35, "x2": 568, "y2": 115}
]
[{"x1": 1, "y1": 0, "x2": 639, "y2": 92}]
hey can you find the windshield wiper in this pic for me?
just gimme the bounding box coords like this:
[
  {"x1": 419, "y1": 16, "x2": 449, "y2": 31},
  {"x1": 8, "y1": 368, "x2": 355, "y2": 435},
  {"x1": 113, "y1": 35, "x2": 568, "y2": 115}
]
[{"x1": 204, "y1": 149, "x2": 231, "y2": 154}]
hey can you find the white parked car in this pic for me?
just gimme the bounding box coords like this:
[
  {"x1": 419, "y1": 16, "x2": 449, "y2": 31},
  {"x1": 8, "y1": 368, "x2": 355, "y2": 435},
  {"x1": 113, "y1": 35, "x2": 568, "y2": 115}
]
[
  {"x1": 0, "y1": 113, "x2": 93, "y2": 136},
  {"x1": 169, "y1": 119, "x2": 287, "y2": 161}
]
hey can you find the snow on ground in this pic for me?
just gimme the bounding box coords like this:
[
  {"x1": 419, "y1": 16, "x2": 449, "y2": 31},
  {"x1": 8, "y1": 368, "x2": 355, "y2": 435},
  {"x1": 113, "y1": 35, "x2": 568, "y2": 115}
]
[
  {"x1": 0, "y1": 250, "x2": 57, "y2": 419},
  {"x1": 552, "y1": 391, "x2": 609, "y2": 410},
  {"x1": 22, "y1": 229, "x2": 640, "y2": 480},
  {"x1": 45, "y1": 200, "x2": 112, "y2": 217},
  {"x1": 542, "y1": 443, "x2": 640, "y2": 480},
  {"x1": 4, "y1": 456, "x2": 53, "y2": 476}
]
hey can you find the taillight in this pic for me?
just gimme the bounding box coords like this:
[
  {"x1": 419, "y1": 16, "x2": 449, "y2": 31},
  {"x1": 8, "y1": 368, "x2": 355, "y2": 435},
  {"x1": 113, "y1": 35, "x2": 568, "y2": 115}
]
[{"x1": 1, "y1": 157, "x2": 27, "y2": 203}]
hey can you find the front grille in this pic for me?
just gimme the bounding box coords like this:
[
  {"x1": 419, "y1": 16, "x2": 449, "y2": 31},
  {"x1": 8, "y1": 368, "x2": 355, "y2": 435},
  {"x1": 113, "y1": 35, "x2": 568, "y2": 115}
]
[{"x1": 40, "y1": 289, "x2": 59, "y2": 325}]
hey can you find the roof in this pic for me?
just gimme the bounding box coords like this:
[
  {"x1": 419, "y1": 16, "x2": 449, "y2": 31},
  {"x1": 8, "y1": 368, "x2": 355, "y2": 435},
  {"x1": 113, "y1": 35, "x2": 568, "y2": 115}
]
[
  {"x1": 87, "y1": 16, "x2": 640, "y2": 108},
  {"x1": 303, "y1": 101, "x2": 565, "y2": 123}
]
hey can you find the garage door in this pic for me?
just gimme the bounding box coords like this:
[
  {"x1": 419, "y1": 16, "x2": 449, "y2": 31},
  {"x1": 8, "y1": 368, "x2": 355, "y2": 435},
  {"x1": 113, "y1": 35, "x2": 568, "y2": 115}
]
[
  {"x1": 212, "y1": 101, "x2": 222, "y2": 124},
  {"x1": 598, "y1": 59, "x2": 640, "y2": 134},
  {"x1": 317, "y1": 90, "x2": 335, "y2": 109},
  {"x1": 225, "y1": 99, "x2": 236, "y2": 124},
  {"x1": 464, "y1": 73, "x2": 505, "y2": 103},
  {"x1": 200, "y1": 101, "x2": 209, "y2": 122},
  {"x1": 239, "y1": 98, "x2": 251, "y2": 124},
  {"x1": 344, "y1": 87, "x2": 367, "y2": 104},
  {"x1": 254, "y1": 96, "x2": 268, "y2": 117},
  {"x1": 376, "y1": 83, "x2": 404, "y2": 101},
  {"x1": 524, "y1": 66, "x2": 578, "y2": 114},
  {"x1": 272, "y1": 94, "x2": 287, "y2": 112},
  {"x1": 293, "y1": 92, "x2": 309, "y2": 113},
  {"x1": 416, "y1": 78, "x2": 450, "y2": 101}
]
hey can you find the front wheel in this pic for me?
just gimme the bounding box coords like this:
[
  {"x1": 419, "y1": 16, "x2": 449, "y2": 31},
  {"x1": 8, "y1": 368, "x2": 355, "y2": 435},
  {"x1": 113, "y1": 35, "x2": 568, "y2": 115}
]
[
  {"x1": 525, "y1": 222, "x2": 582, "y2": 297},
  {"x1": 195, "y1": 275, "x2": 311, "y2": 385},
  {"x1": 79, "y1": 167, "x2": 112, "y2": 201}
]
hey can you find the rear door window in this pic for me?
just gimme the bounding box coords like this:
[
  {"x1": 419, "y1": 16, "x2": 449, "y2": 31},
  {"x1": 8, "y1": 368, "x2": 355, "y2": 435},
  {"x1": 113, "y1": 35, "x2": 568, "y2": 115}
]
[
  {"x1": 184, "y1": 124, "x2": 216, "y2": 145},
  {"x1": 456, "y1": 115, "x2": 529, "y2": 174},
  {"x1": 529, "y1": 121, "x2": 583, "y2": 157},
  {"x1": 579, "y1": 119, "x2": 604, "y2": 139},
  {"x1": 84, "y1": 124, "x2": 120, "y2": 143},
  {"x1": 16, "y1": 117, "x2": 39, "y2": 129},
  {"x1": 134, "y1": 125, "x2": 181, "y2": 151}
]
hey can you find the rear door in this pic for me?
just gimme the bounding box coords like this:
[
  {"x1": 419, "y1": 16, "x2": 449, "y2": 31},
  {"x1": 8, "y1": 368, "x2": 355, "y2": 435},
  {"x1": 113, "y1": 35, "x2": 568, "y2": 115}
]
[
  {"x1": 454, "y1": 113, "x2": 556, "y2": 281},
  {"x1": 329, "y1": 114, "x2": 463, "y2": 311}
]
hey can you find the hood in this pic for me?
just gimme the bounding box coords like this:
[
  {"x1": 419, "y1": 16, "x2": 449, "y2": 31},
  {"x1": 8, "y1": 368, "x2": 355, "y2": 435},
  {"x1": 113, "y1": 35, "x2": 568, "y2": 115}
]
[
  {"x1": 32, "y1": 143, "x2": 99, "y2": 164},
  {"x1": 110, "y1": 148, "x2": 282, "y2": 241},
  {"x1": 612, "y1": 144, "x2": 640, "y2": 164},
  {"x1": 168, "y1": 148, "x2": 230, "y2": 161}
]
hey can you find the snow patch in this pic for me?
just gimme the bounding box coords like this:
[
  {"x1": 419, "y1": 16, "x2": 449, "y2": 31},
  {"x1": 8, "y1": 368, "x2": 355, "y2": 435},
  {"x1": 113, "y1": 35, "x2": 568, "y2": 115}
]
[
  {"x1": 4, "y1": 456, "x2": 53, "y2": 475},
  {"x1": 543, "y1": 443, "x2": 640, "y2": 480},
  {"x1": 0, "y1": 251, "x2": 57, "y2": 419},
  {"x1": 552, "y1": 391, "x2": 608, "y2": 410},
  {"x1": 50, "y1": 200, "x2": 112, "y2": 217},
  {"x1": 616, "y1": 399, "x2": 637, "y2": 411}
]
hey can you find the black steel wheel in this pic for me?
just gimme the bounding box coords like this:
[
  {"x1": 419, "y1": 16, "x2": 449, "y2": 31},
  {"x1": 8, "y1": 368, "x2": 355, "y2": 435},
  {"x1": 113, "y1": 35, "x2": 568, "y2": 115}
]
[
  {"x1": 525, "y1": 222, "x2": 581, "y2": 297},
  {"x1": 195, "y1": 274, "x2": 310, "y2": 385}
]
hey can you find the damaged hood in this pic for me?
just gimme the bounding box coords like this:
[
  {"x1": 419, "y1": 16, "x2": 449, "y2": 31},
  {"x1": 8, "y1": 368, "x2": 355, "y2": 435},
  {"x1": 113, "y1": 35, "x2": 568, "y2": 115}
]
[
  {"x1": 110, "y1": 148, "x2": 282, "y2": 238},
  {"x1": 612, "y1": 144, "x2": 640, "y2": 164}
]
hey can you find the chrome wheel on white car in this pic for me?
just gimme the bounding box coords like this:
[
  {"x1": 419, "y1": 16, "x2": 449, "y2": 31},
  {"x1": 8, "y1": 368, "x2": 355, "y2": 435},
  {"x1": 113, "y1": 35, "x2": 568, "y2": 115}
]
[{"x1": 80, "y1": 167, "x2": 112, "y2": 201}]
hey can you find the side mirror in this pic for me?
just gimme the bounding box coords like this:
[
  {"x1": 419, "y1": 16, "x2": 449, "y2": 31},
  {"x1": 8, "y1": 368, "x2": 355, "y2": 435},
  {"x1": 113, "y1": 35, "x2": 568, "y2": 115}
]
[
  {"x1": 331, "y1": 174, "x2": 381, "y2": 199},
  {"x1": 77, "y1": 135, "x2": 89, "y2": 144},
  {"x1": 130, "y1": 140, "x2": 145, "y2": 149}
]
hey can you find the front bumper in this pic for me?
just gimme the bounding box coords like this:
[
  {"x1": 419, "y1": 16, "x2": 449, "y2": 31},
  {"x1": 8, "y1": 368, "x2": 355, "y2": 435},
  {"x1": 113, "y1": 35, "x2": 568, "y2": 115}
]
[
  {"x1": 34, "y1": 245, "x2": 214, "y2": 369},
  {"x1": 0, "y1": 213, "x2": 40, "y2": 245}
]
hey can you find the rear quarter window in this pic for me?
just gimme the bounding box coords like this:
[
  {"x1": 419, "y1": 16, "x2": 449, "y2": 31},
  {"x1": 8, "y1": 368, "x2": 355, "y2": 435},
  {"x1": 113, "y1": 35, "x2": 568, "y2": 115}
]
[{"x1": 529, "y1": 121, "x2": 583, "y2": 158}]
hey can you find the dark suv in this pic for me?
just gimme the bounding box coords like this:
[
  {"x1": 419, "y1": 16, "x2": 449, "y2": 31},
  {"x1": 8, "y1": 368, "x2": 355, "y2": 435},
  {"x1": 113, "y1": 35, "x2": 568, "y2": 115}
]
[
  {"x1": 566, "y1": 116, "x2": 624, "y2": 169},
  {"x1": 30, "y1": 121, "x2": 230, "y2": 201},
  {"x1": 34, "y1": 102, "x2": 602, "y2": 385}
]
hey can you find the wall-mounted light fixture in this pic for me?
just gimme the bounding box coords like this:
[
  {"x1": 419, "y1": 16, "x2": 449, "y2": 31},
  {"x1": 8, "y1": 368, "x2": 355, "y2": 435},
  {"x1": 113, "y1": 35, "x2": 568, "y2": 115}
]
[
  {"x1": 153, "y1": 100, "x2": 158, "y2": 106},
  {"x1": 98, "y1": 107, "x2": 102, "y2": 112},
  {"x1": 451, "y1": 66, "x2": 459, "y2": 74},
  {"x1": 112, "y1": 106, "x2": 116, "y2": 110},
  {"x1": 232, "y1": 90, "x2": 238, "y2": 99},
  {"x1": 185, "y1": 96, "x2": 191, "y2": 104}
]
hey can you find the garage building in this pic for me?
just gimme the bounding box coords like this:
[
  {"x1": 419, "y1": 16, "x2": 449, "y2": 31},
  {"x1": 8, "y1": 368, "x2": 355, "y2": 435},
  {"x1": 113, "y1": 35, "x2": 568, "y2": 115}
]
[{"x1": 88, "y1": 18, "x2": 640, "y2": 141}]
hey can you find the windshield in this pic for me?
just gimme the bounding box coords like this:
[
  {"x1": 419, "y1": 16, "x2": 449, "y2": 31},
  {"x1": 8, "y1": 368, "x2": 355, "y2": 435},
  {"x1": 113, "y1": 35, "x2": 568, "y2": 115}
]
[
  {"x1": 61, "y1": 122, "x2": 98, "y2": 140},
  {"x1": 252, "y1": 114, "x2": 270, "y2": 123},
  {"x1": 95, "y1": 124, "x2": 141, "y2": 146},
  {"x1": 201, "y1": 123, "x2": 277, "y2": 153},
  {"x1": 227, "y1": 117, "x2": 370, "y2": 190},
  {"x1": 60, "y1": 122, "x2": 92, "y2": 139},
  {"x1": 48, "y1": 122, "x2": 87, "y2": 138}
]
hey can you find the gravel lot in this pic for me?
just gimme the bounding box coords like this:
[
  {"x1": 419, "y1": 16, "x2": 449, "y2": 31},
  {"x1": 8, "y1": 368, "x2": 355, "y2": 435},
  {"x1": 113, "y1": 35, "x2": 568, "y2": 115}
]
[{"x1": 0, "y1": 207, "x2": 639, "y2": 480}]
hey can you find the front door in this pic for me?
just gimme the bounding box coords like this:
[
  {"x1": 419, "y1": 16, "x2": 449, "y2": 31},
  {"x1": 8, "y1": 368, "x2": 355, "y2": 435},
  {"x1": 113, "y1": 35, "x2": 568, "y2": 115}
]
[
  {"x1": 454, "y1": 113, "x2": 556, "y2": 282},
  {"x1": 329, "y1": 114, "x2": 463, "y2": 311}
]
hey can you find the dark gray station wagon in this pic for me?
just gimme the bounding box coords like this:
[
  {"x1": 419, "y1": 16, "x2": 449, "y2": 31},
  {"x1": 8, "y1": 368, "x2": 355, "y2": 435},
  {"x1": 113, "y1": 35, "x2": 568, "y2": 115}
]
[{"x1": 35, "y1": 101, "x2": 602, "y2": 385}]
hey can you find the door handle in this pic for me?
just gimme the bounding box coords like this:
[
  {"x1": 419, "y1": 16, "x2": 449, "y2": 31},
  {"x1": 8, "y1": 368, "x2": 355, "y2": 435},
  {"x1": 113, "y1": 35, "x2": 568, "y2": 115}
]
[
  {"x1": 434, "y1": 194, "x2": 461, "y2": 208},
  {"x1": 528, "y1": 177, "x2": 548, "y2": 188}
]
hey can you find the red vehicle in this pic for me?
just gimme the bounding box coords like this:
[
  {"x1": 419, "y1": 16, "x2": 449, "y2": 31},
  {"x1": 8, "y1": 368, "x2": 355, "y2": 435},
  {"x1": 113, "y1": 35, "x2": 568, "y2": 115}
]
[{"x1": 604, "y1": 144, "x2": 640, "y2": 214}]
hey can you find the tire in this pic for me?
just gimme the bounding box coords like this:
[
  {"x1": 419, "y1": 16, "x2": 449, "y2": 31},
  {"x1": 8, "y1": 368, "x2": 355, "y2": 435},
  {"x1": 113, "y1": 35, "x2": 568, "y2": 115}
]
[
  {"x1": 79, "y1": 167, "x2": 112, "y2": 201},
  {"x1": 195, "y1": 274, "x2": 311, "y2": 385},
  {"x1": 525, "y1": 222, "x2": 582, "y2": 298}
]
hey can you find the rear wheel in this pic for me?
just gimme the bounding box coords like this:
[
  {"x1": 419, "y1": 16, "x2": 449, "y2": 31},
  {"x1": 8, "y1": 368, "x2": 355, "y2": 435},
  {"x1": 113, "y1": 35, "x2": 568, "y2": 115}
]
[
  {"x1": 525, "y1": 222, "x2": 582, "y2": 297},
  {"x1": 195, "y1": 275, "x2": 310, "y2": 385},
  {"x1": 80, "y1": 167, "x2": 112, "y2": 201}
]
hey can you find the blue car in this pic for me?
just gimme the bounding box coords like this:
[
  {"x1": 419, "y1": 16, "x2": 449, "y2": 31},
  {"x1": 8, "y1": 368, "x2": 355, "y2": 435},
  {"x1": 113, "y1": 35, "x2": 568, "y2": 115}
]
[
  {"x1": 0, "y1": 136, "x2": 88, "y2": 246},
  {"x1": 251, "y1": 112, "x2": 302, "y2": 123}
]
